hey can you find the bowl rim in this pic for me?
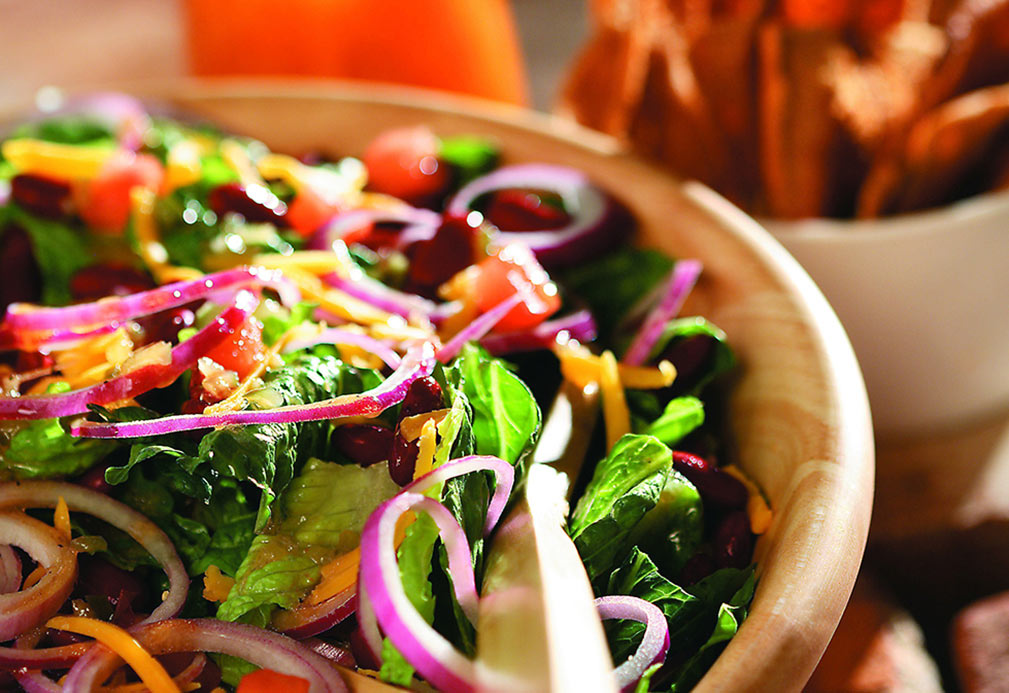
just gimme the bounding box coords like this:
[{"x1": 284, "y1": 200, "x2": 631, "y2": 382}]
[{"x1": 2, "y1": 77, "x2": 875, "y2": 692}]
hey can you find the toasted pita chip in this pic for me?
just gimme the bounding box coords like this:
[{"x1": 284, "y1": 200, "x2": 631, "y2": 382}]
[
  {"x1": 690, "y1": 15, "x2": 763, "y2": 206},
  {"x1": 891, "y1": 83, "x2": 1009, "y2": 211},
  {"x1": 921, "y1": 0, "x2": 1009, "y2": 108},
  {"x1": 759, "y1": 24, "x2": 863, "y2": 217}
]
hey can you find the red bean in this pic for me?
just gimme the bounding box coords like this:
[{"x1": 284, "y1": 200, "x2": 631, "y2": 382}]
[
  {"x1": 672, "y1": 451, "x2": 748, "y2": 510},
  {"x1": 135, "y1": 304, "x2": 197, "y2": 344},
  {"x1": 69, "y1": 264, "x2": 155, "y2": 301},
  {"x1": 713, "y1": 511, "x2": 753, "y2": 569},
  {"x1": 208, "y1": 182, "x2": 287, "y2": 225},
  {"x1": 678, "y1": 553, "x2": 716, "y2": 586},
  {"x1": 388, "y1": 432, "x2": 419, "y2": 487},
  {"x1": 483, "y1": 189, "x2": 571, "y2": 232},
  {"x1": 77, "y1": 464, "x2": 113, "y2": 495},
  {"x1": 0, "y1": 225, "x2": 42, "y2": 313},
  {"x1": 399, "y1": 377, "x2": 444, "y2": 419},
  {"x1": 10, "y1": 174, "x2": 72, "y2": 219},
  {"x1": 333, "y1": 424, "x2": 394, "y2": 467},
  {"x1": 405, "y1": 213, "x2": 481, "y2": 297}
]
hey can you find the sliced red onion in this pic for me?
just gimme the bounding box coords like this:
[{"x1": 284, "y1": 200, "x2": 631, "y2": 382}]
[
  {"x1": 0, "y1": 513, "x2": 76, "y2": 641},
  {"x1": 0, "y1": 482, "x2": 188, "y2": 623},
  {"x1": 595, "y1": 595, "x2": 670, "y2": 693},
  {"x1": 0, "y1": 639, "x2": 91, "y2": 670},
  {"x1": 61, "y1": 618, "x2": 348, "y2": 693},
  {"x1": 445, "y1": 164, "x2": 633, "y2": 268},
  {"x1": 354, "y1": 588, "x2": 384, "y2": 668},
  {"x1": 13, "y1": 671, "x2": 60, "y2": 693},
  {"x1": 403, "y1": 455, "x2": 514, "y2": 537},
  {"x1": 0, "y1": 544, "x2": 21, "y2": 594},
  {"x1": 359, "y1": 493, "x2": 478, "y2": 692},
  {"x1": 622, "y1": 260, "x2": 703, "y2": 367},
  {"x1": 272, "y1": 585, "x2": 357, "y2": 640},
  {"x1": 310, "y1": 207, "x2": 440, "y2": 253},
  {"x1": 71, "y1": 340, "x2": 437, "y2": 438},
  {"x1": 3, "y1": 266, "x2": 292, "y2": 333},
  {"x1": 323, "y1": 272, "x2": 438, "y2": 323},
  {"x1": 302, "y1": 638, "x2": 356, "y2": 668},
  {"x1": 284, "y1": 327, "x2": 402, "y2": 369},
  {"x1": 0, "y1": 290, "x2": 259, "y2": 420},
  {"x1": 479, "y1": 310, "x2": 598, "y2": 356},
  {"x1": 436, "y1": 293, "x2": 523, "y2": 364}
]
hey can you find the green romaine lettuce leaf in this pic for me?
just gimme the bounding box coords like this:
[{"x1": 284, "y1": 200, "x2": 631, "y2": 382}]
[
  {"x1": 569, "y1": 434, "x2": 673, "y2": 582},
  {"x1": 644, "y1": 396, "x2": 705, "y2": 446}
]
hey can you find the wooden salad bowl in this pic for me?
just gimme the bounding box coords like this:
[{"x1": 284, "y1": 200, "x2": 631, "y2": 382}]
[{"x1": 36, "y1": 80, "x2": 874, "y2": 692}]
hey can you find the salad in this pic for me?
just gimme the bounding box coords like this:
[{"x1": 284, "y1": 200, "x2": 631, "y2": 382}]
[{"x1": 0, "y1": 93, "x2": 771, "y2": 693}]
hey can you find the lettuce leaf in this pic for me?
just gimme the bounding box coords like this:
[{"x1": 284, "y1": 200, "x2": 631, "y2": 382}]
[
  {"x1": 2, "y1": 413, "x2": 117, "y2": 481},
  {"x1": 643, "y1": 396, "x2": 705, "y2": 446},
  {"x1": 1, "y1": 205, "x2": 91, "y2": 306},
  {"x1": 569, "y1": 435, "x2": 672, "y2": 582}
]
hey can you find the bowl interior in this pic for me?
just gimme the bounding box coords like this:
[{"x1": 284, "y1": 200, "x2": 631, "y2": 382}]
[{"x1": 67, "y1": 80, "x2": 875, "y2": 691}]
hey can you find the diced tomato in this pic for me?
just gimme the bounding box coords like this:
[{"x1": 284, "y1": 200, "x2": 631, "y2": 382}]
[
  {"x1": 285, "y1": 186, "x2": 341, "y2": 237},
  {"x1": 473, "y1": 242, "x2": 560, "y2": 332},
  {"x1": 484, "y1": 189, "x2": 571, "y2": 232},
  {"x1": 237, "y1": 668, "x2": 310, "y2": 693},
  {"x1": 74, "y1": 151, "x2": 164, "y2": 234},
  {"x1": 203, "y1": 315, "x2": 268, "y2": 380},
  {"x1": 362, "y1": 126, "x2": 450, "y2": 205}
]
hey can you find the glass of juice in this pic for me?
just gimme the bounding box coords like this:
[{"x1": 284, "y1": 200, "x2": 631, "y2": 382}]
[{"x1": 183, "y1": 0, "x2": 530, "y2": 106}]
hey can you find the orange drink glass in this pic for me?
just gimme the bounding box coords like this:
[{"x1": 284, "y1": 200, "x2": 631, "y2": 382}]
[{"x1": 183, "y1": 0, "x2": 530, "y2": 106}]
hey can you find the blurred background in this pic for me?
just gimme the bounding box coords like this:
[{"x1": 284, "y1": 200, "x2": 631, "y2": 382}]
[{"x1": 0, "y1": 0, "x2": 586, "y2": 113}]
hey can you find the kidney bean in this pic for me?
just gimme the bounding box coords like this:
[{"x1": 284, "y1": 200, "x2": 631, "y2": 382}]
[
  {"x1": 399, "y1": 377, "x2": 444, "y2": 419},
  {"x1": 135, "y1": 304, "x2": 197, "y2": 344},
  {"x1": 678, "y1": 553, "x2": 716, "y2": 586},
  {"x1": 10, "y1": 174, "x2": 72, "y2": 219},
  {"x1": 388, "y1": 432, "x2": 419, "y2": 487},
  {"x1": 672, "y1": 451, "x2": 748, "y2": 510},
  {"x1": 333, "y1": 424, "x2": 395, "y2": 467},
  {"x1": 0, "y1": 225, "x2": 42, "y2": 314},
  {"x1": 69, "y1": 264, "x2": 155, "y2": 301},
  {"x1": 208, "y1": 182, "x2": 287, "y2": 226},
  {"x1": 405, "y1": 213, "x2": 480, "y2": 296},
  {"x1": 713, "y1": 510, "x2": 753, "y2": 569},
  {"x1": 77, "y1": 464, "x2": 113, "y2": 495}
]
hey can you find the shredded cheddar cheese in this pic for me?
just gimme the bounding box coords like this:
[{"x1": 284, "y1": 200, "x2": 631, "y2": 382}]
[
  {"x1": 220, "y1": 139, "x2": 264, "y2": 187},
  {"x1": 163, "y1": 140, "x2": 203, "y2": 193},
  {"x1": 599, "y1": 350, "x2": 631, "y2": 450},
  {"x1": 46, "y1": 616, "x2": 180, "y2": 693},
  {"x1": 274, "y1": 266, "x2": 395, "y2": 326},
  {"x1": 202, "y1": 565, "x2": 235, "y2": 603},
  {"x1": 399, "y1": 409, "x2": 451, "y2": 443},
  {"x1": 723, "y1": 465, "x2": 773, "y2": 535},
  {"x1": 555, "y1": 342, "x2": 676, "y2": 390},
  {"x1": 249, "y1": 249, "x2": 355, "y2": 277},
  {"x1": 52, "y1": 327, "x2": 134, "y2": 388},
  {"x1": 23, "y1": 565, "x2": 45, "y2": 590},
  {"x1": 54, "y1": 497, "x2": 71, "y2": 542},
  {"x1": 1, "y1": 138, "x2": 114, "y2": 180},
  {"x1": 413, "y1": 419, "x2": 438, "y2": 480}
]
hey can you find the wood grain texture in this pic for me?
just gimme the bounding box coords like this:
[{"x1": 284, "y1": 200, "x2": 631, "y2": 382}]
[{"x1": 2, "y1": 80, "x2": 874, "y2": 691}]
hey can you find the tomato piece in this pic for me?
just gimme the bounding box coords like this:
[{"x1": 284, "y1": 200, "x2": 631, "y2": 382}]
[
  {"x1": 473, "y1": 242, "x2": 560, "y2": 332},
  {"x1": 363, "y1": 126, "x2": 450, "y2": 205},
  {"x1": 75, "y1": 151, "x2": 164, "y2": 234},
  {"x1": 237, "y1": 669, "x2": 310, "y2": 693},
  {"x1": 203, "y1": 315, "x2": 268, "y2": 380},
  {"x1": 285, "y1": 186, "x2": 341, "y2": 237}
]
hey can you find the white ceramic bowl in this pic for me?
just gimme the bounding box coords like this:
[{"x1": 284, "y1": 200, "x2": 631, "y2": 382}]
[{"x1": 764, "y1": 193, "x2": 1009, "y2": 438}]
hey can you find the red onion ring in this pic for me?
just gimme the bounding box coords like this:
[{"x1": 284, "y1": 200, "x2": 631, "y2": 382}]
[
  {"x1": 354, "y1": 587, "x2": 384, "y2": 669},
  {"x1": 622, "y1": 259, "x2": 702, "y2": 366},
  {"x1": 0, "y1": 290, "x2": 259, "y2": 420},
  {"x1": 359, "y1": 493, "x2": 478, "y2": 692},
  {"x1": 595, "y1": 595, "x2": 670, "y2": 692},
  {"x1": 0, "y1": 544, "x2": 21, "y2": 594},
  {"x1": 479, "y1": 309, "x2": 598, "y2": 356},
  {"x1": 0, "y1": 512, "x2": 76, "y2": 642},
  {"x1": 3, "y1": 266, "x2": 293, "y2": 333},
  {"x1": 71, "y1": 340, "x2": 437, "y2": 438},
  {"x1": 436, "y1": 293, "x2": 523, "y2": 364},
  {"x1": 283, "y1": 328, "x2": 402, "y2": 369},
  {"x1": 0, "y1": 482, "x2": 188, "y2": 623},
  {"x1": 309, "y1": 207, "x2": 441, "y2": 253},
  {"x1": 61, "y1": 618, "x2": 348, "y2": 693},
  {"x1": 403, "y1": 455, "x2": 515, "y2": 537},
  {"x1": 323, "y1": 272, "x2": 439, "y2": 323},
  {"x1": 302, "y1": 638, "x2": 355, "y2": 668},
  {"x1": 445, "y1": 164, "x2": 633, "y2": 268},
  {"x1": 272, "y1": 585, "x2": 357, "y2": 640}
]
